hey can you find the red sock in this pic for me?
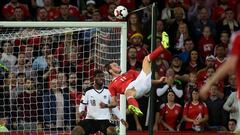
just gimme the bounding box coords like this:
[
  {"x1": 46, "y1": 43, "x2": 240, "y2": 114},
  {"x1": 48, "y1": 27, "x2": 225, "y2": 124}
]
[
  {"x1": 148, "y1": 46, "x2": 164, "y2": 61},
  {"x1": 127, "y1": 96, "x2": 139, "y2": 108}
]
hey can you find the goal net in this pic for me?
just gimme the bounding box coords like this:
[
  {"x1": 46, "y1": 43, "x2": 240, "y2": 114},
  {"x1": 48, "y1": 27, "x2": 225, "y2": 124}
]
[{"x1": 0, "y1": 22, "x2": 127, "y2": 134}]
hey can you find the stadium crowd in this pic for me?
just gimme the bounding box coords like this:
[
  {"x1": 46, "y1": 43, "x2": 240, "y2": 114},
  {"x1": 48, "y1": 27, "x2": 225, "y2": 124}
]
[{"x1": 0, "y1": 0, "x2": 240, "y2": 133}]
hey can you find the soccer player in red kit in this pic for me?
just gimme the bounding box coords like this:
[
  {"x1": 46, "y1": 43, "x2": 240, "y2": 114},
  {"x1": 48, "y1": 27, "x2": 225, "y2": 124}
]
[
  {"x1": 200, "y1": 31, "x2": 240, "y2": 133},
  {"x1": 101, "y1": 32, "x2": 169, "y2": 116}
]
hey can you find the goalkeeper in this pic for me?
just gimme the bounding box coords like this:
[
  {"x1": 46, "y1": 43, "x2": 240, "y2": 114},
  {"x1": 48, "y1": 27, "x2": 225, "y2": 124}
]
[{"x1": 102, "y1": 32, "x2": 169, "y2": 116}]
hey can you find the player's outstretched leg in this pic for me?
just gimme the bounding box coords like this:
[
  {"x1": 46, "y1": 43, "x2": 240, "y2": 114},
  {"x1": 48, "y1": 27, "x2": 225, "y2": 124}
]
[
  {"x1": 148, "y1": 31, "x2": 169, "y2": 62},
  {"x1": 125, "y1": 89, "x2": 143, "y2": 117}
]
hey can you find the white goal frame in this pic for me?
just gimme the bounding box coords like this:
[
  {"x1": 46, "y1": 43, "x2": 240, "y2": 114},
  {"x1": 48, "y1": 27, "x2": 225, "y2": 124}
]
[{"x1": 0, "y1": 21, "x2": 127, "y2": 135}]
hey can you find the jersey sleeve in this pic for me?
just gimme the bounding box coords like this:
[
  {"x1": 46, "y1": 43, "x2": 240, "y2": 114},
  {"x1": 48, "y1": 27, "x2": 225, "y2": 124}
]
[
  {"x1": 230, "y1": 32, "x2": 240, "y2": 56},
  {"x1": 108, "y1": 84, "x2": 116, "y2": 97}
]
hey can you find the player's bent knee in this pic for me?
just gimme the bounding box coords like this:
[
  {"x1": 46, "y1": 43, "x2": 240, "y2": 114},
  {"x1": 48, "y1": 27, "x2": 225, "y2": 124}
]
[
  {"x1": 125, "y1": 88, "x2": 136, "y2": 97},
  {"x1": 71, "y1": 126, "x2": 85, "y2": 135}
]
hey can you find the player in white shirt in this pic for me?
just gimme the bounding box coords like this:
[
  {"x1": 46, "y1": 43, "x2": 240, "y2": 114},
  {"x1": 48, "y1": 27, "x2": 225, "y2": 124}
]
[{"x1": 71, "y1": 69, "x2": 127, "y2": 135}]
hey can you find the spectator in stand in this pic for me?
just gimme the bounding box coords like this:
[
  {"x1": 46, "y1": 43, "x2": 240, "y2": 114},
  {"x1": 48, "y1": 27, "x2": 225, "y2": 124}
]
[
  {"x1": 214, "y1": 45, "x2": 227, "y2": 69},
  {"x1": 205, "y1": 84, "x2": 227, "y2": 131},
  {"x1": 198, "y1": 66, "x2": 224, "y2": 94},
  {"x1": 0, "y1": 113, "x2": 9, "y2": 132},
  {"x1": 55, "y1": 32, "x2": 77, "y2": 66},
  {"x1": 138, "y1": 0, "x2": 151, "y2": 25},
  {"x1": 68, "y1": 72, "x2": 82, "y2": 125},
  {"x1": 104, "y1": 3, "x2": 117, "y2": 21},
  {"x1": 57, "y1": 73, "x2": 68, "y2": 91},
  {"x1": 179, "y1": 38, "x2": 195, "y2": 63},
  {"x1": 42, "y1": 54, "x2": 59, "y2": 89},
  {"x1": 187, "y1": 0, "x2": 208, "y2": 23},
  {"x1": 167, "y1": 7, "x2": 188, "y2": 53},
  {"x1": 161, "y1": 0, "x2": 178, "y2": 26},
  {"x1": 228, "y1": 119, "x2": 237, "y2": 132},
  {"x1": 183, "y1": 50, "x2": 204, "y2": 74},
  {"x1": 1, "y1": 42, "x2": 17, "y2": 69},
  {"x1": 90, "y1": 9, "x2": 102, "y2": 21},
  {"x1": 154, "y1": 90, "x2": 182, "y2": 131},
  {"x1": 197, "y1": 26, "x2": 216, "y2": 60},
  {"x1": 12, "y1": 6, "x2": 28, "y2": 21},
  {"x1": 221, "y1": 8, "x2": 240, "y2": 34},
  {"x1": 153, "y1": 20, "x2": 165, "y2": 41},
  {"x1": 63, "y1": 51, "x2": 82, "y2": 73},
  {"x1": 99, "y1": 0, "x2": 116, "y2": 20},
  {"x1": 127, "y1": 13, "x2": 143, "y2": 41},
  {"x1": 170, "y1": 55, "x2": 188, "y2": 82},
  {"x1": 219, "y1": 31, "x2": 230, "y2": 49},
  {"x1": 174, "y1": 23, "x2": 190, "y2": 53},
  {"x1": 32, "y1": 44, "x2": 51, "y2": 71},
  {"x1": 43, "y1": 79, "x2": 70, "y2": 130},
  {"x1": 155, "y1": 56, "x2": 169, "y2": 80},
  {"x1": 223, "y1": 92, "x2": 239, "y2": 122},
  {"x1": 55, "y1": 3, "x2": 79, "y2": 21},
  {"x1": 184, "y1": 72, "x2": 199, "y2": 103},
  {"x1": 197, "y1": 55, "x2": 216, "y2": 83},
  {"x1": 211, "y1": 0, "x2": 229, "y2": 23},
  {"x1": 36, "y1": 7, "x2": 48, "y2": 21},
  {"x1": 127, "y1": 47, "x2": 142, "y2": 71},
  {"x1": 192, "y1": 7, "x2": 216, "y2": 41},
  {"x1": 42, "y1": 0, "x2": 59, "y2": 20},
  {"x1": 84, "y1": 0, "x2": 96, "y2": 21},
  {"x1": 11, "y1": 53, "x2": 35, "y2": 79},
  {"x1": 128, "y1": 33, "x2": 149, "y2": 62},
  {"x1": 224, "y1": 74, "x2": 236, "y2": 99},
  {"x1": 183, "y1": 89, "x2": 208, "y2": 131},
  {"x1": 118, "y1": 0, "x2": 136, "y2": 11},
  {"x1": 156, "y1": 68, "x2": 183, "y2": 104},
  {"x1": 60, "y1": 0, "x2": 82, "y2": 20},
  {"x1": 1, "y1": 0, "x2": 30, "y2": 21},
  {"x1": 17, "y1": 78, "x2": 39, "y2": 130}
]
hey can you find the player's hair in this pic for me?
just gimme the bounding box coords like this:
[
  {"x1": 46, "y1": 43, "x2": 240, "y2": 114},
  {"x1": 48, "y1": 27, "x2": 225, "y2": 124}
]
[
  {"x1": 104, "y1": 61, "x2": 115, "y2": 75},
  {"x1": 94, "y1": 69, "x2": 104, "y2": 77}
]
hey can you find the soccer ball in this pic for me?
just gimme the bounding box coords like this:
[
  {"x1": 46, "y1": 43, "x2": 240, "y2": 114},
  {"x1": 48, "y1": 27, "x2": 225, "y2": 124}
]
[{"x1": 114, "y1": 5, "x2": 128, "y2": 20}]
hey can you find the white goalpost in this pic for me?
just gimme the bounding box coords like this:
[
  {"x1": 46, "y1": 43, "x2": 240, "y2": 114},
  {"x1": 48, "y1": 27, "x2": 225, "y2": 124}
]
[{"x1": 0, "y1": 21, "x2": 127, "y2": 134}]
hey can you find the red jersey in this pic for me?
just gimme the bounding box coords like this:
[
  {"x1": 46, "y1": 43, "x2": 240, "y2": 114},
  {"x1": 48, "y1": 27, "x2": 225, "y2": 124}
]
[
  {"x1": 183, "y1": 102, "x2": 208, "y2": 129},
  {"x1": 69, "y1": 5, "x2": 80, "y2": 18},
  {"x1": 230, "y1": 32, "x2": 240, "y2": 98},
  {"x1": 47, "y1": 7, "x2": 60, "y2": 20},
  {"x1": 160, "y1": 103, "x2": 182, "y2": 129},
  {"x1": 2, "y1": 2, "x2": 30, "y2": 19},
  {"x1": 198, "y1": 36, "x2": 215, "y2": 59},
  {"x1": 214, "y1": 57, "x2": 226, "y2": 69},
  {"x1": 108, "y1": 70, "x2": 139, "y2": 96}
]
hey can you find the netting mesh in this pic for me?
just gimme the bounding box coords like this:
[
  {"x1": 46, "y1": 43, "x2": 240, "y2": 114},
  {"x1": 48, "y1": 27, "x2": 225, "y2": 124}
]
[{"x1": 0, "y1": 26, "x2": 122, "y2": 132}]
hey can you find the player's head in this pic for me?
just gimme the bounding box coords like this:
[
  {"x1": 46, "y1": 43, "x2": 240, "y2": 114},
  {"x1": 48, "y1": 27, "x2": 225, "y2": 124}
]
[
  {"x1": 105, "y1": 61, "x2": 121, "y2": 75},
  {"x1": 94, "y1": 69, "x2": 105, "y2": 87}
]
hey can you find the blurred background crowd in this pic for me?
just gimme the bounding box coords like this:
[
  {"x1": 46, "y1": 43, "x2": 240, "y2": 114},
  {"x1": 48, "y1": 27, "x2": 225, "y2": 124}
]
[{"x1": 0, "y1": 0, "x2": 240, "y2": 133}]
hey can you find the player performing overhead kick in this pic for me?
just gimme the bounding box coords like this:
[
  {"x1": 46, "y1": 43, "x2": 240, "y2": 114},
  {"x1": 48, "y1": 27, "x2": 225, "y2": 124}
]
[{"x1": 100, "y1": 32, "x2": 169, "y2": 116}]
